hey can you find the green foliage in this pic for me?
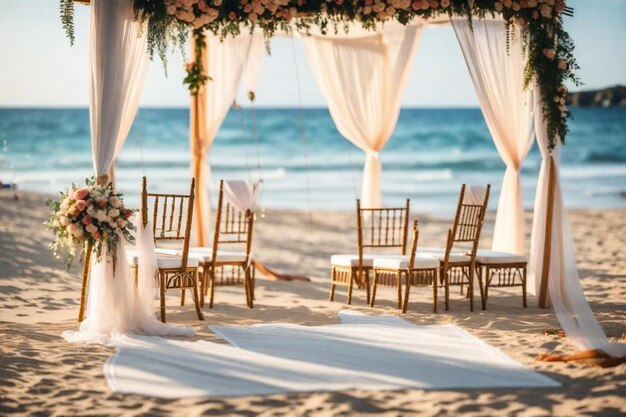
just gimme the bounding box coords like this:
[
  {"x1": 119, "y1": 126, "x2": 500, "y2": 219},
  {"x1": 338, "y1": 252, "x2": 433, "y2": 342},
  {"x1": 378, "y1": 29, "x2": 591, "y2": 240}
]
[{"x1": 60, "y1": 0, "x2": 75, "y2": 46}]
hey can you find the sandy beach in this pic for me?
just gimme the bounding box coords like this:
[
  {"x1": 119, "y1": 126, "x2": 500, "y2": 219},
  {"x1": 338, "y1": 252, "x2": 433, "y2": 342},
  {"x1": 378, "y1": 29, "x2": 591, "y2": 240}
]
[{"x1": 0, "y1": 190, "x2": 624, "y2": 416}]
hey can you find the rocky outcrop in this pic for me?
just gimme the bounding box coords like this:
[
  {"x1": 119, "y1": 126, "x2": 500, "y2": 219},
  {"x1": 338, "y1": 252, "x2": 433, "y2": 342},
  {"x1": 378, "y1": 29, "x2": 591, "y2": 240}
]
[{"x1": 567, "y1": 85, "x2": 626, "y2": 107}]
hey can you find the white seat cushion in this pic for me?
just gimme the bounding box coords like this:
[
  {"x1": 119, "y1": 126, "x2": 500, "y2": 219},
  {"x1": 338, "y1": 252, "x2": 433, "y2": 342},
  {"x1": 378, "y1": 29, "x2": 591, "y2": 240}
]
[
  {"x1": 125, "y1": 249, "x2": 199, "y2": 268},
  {"x1": 155, "y1": 247, "x2": 249, "y2": 264},
  {"x1": 417, "y1": 250, "x2": 471, "y2": 263},
  {"x1": 330, "y1": 254, "x2": 407, "y2": 268},
  {"x1": 475, "y1": 250, "x2": 527, "y2": 264},
  {"x1": 373, "y1": 255, "x2": 439, "y2": 270}
]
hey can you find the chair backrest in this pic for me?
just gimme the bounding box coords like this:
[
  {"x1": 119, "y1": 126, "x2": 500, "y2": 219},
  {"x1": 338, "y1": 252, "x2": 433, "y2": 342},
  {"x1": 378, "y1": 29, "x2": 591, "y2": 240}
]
[
  {"x1": 407, "y1": 220, "x2": 419, "y2": 270},
  {"x1": 446, "y1": 183, "x2": 490, "y2": 258},
  {"x1": 211, "y1": 180, "x2": 255, "y2": 264},
  {"x1": 356, "y1": 198, "x2": 410, "y2": 258},
  {"x1": 141, "y1": 176, "x2": 195, "y2": 269}
]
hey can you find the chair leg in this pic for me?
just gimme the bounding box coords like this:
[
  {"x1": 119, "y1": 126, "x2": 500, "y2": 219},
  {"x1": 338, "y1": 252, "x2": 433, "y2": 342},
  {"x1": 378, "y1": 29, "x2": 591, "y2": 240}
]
[
  {"x1": 477, "y1": 265, "x2": 486, "y2": 310},
  {"x1": 444, "y1": 266, "x2": 450, "y2": 311},
  {"x1": 396, "y1": 271, "x2": 403, "y2": 309},
  {"x1": 159, "y1": 270, "x2": 166, "y2": 323},
  {"x1": 251, "y1": 265, "x2": 256, "y2": 301},
  {"x1": 370, "y1": 270, "x2": 379, "y2": 307},
  {"x1": 522, "y1": 266, "x2": 528, "y2": 308},
  {"x1": 468, "y1": 264, "x2": 474, "y2": 312},
  {"x1": 432, "y1": 269, "x2": 438, "y2": 314},
  {"x1": 484, "y1": 281, "x2": 490, "y2": 309},
  {"x1": 180, "y1": 288, "x2": 186, "y2": 306},
  {"x1": 347, "y1": 269, "x2": 355, "y2": 305},
  {"x1": 402, "y1": 271, "x2": 411, "y2": 314},
  {"x1": 244, "y1": 267, "x2": 253, "y2": 308},
  {"x1": 209, "y1": 267, "x2": 216, "y2": 309},
  {"x1": 329, "y1": 267, "x2": 337, "y2": 302},
  {"x1": 365, "y1": 269, "x2": 371, "y2": 305},
  {"x1": 191, "y1": 275, "x2": 204, "y2": 321},
  {"x1": 199, "y1": 267, "x2": 206, "y2": 307}
]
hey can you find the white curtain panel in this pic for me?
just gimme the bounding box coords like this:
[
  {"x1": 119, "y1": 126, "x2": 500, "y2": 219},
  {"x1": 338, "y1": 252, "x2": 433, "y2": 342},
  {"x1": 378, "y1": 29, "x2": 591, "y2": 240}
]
[
  {"x1": 528, "y1": 91, "x2": 625, "y2": 357},
  {"x1": 89, "y1": 0, "x2": 149, "y2": 179},
  {"x1": 302, "y1": 25, "x2": 424, "y2": 208},
  {"x1": 452, "y1": 17, "x2": 534, "y2": 255},
  {"x1": 241, "y1": 31, "x2": 266, "y2": 96},
  {"x1": 64, "y1": 0, "x2": 193, "y2": 344},
  {"x1": 193, "y1": 33, "x2": 253, "y2": 244}
]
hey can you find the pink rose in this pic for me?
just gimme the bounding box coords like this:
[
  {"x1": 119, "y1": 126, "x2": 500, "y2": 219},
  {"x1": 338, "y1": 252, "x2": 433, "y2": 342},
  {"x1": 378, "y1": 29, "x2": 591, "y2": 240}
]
[
  {"x1": 558, "y1": 59, "x2": 568, "y2": 70},
  {"x1": 429, "y1": 0, "x2": 438, "y2": 8},
  {"x1": 542, "y1": 49, "x2": 556, "y2": 60},
  {"x1": 81, "y1": 215, "x2": 93, "y2": 225},
  {"x1": 85, "y1": 198, "x2": 93, "y2": 207},
  {"x1": 74, "y1": 187, "x2": 90, "y2": 200},
  {"x1": 91, "y1": 231, "x2": 101, "y2": 241},
  {"x1": 95, "y1": 197, "x2": 107, "y2": 208},
  {"x1": 228, "y1": 11, "x2": 237, "y2": 20},
  {"x1": 76, "y1": 200, "x2": 86, "y2": 211},
  {"x1": 124, "y1": 209, "x2": 134, "y2": 218},
  {"x1": 117, "y1": 219, "x2": 126, "y2": 228}
]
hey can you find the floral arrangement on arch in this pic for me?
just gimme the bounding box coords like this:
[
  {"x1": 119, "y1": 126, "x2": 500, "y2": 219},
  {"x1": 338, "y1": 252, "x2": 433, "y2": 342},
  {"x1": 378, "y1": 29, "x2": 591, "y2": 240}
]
[
  {"x1": 46, "y1": 177, "x2": 136, "y2": 268},
  {"x1": 60, "y1": 0, "x2": 579, "y2": 148}
]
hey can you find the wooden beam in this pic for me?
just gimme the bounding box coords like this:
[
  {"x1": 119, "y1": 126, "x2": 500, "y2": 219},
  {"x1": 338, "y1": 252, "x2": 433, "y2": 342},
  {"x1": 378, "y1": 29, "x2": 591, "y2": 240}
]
[{"x1": 538, "y1": 156, "x2": 556, "y2": 308}]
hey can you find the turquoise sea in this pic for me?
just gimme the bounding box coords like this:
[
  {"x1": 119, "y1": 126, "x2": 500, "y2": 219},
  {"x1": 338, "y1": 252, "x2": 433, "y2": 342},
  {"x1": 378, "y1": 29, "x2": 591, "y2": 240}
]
[{"x1": 0, "y1": 107, "x2": 624, "y2": 213}]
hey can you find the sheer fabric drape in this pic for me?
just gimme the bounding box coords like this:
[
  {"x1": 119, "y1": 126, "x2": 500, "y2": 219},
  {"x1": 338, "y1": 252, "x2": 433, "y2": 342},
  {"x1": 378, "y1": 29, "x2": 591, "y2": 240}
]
[
  {"x1": 64, "y1": 0, "x2": 192, "y2": 344},
  {"x1": 191, "y1": 33, "x2": 253, "y2": 245},
  {"x1": 223, "y1": 180, "x2": 262, "y2": 214},
  {"x1": 528, "y1": 91, "x2": 625, "y2": 357},
  {"x1": 242, "y1": 31, "x2": 266, "y2": 97},
  {"x1": 302, "y1": 25, "x2": 424, "y2": 208},
  {"x1": 452, "y1": 17, "x2": 534, "y2": 255}
]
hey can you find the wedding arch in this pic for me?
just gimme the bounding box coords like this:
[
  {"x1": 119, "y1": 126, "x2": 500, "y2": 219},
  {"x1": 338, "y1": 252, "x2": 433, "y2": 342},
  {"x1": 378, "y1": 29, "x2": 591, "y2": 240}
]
[{"x1": 59, "y1": 0, "x2": 625, "y2": 358}]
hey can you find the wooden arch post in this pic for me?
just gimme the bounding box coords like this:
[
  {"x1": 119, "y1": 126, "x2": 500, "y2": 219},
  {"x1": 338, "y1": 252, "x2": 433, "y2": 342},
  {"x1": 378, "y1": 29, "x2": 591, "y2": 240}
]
[{"x1": 538, "y1": 155, "x2": 557, "y2": 308}]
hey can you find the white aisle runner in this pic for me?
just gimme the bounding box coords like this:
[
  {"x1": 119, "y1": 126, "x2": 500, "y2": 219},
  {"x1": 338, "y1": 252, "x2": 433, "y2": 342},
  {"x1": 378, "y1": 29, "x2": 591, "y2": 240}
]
[{"x1": 105, "y1": 312, "x2": 558, "y2": 398}]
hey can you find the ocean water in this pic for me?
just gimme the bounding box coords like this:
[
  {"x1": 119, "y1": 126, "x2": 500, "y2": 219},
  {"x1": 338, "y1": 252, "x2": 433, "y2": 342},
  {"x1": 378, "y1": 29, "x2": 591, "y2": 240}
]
[{"x1": 0, "y1": 107, "x2": 624, "y2": 213}]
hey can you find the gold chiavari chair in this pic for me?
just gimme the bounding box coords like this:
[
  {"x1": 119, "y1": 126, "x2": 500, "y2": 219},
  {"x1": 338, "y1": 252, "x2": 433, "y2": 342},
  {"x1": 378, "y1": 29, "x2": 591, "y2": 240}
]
[
  {"x1": 127, "y1": 177, "x2": 203, "y2": 322},
  {"x1": 435, "y1": 184, "x2": 490, "y2": 311},
  {"x1": 205, "y1": 180, "x2": 255, "y2": 308},
  {"x1": 179, "y1": 180, "x2": 256, "y2": 309},
  {"x1": 371, "y1": 220, "x2": 440, "y2": 312},
  {"x1": 330, "y1": 199, "x2": 410, "y2": 305}
]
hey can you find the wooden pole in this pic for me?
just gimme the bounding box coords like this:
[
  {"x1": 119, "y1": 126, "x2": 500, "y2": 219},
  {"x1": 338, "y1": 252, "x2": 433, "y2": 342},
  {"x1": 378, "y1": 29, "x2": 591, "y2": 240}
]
[
  {"x1": 538, "y1": 156, "x2": 556, "y2": 308},
  {"x1": 78, "y1": 241, "x2": 93, "y2": 322},
  {"x1": 191, "y1": 92, "x2": 206, "y2": 246}
]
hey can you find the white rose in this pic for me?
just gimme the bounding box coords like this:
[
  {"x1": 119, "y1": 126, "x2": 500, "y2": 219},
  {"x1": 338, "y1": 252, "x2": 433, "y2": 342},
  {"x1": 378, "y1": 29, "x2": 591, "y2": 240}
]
[
  {"x1": 96, "y1": 210, "x2": 107, "y2": 222},
  {"x1": 86, "y1": 224, "x2": 97, "y2": 233},
  {"x1": 71, "y1": 226, "x2": 84, "y2": 238},
  {"x1": 86, "y1": 205, "x2": 96, "y2": 216},
  {"x1": 110, "y1": 197, "x2": 122, "y2": 208},
  {"x1": 108, "y1": 208, "x2": 120, "y2": 218},
  {"x1": 59, "y1": 216, "x2": 70, "y2": 226}
]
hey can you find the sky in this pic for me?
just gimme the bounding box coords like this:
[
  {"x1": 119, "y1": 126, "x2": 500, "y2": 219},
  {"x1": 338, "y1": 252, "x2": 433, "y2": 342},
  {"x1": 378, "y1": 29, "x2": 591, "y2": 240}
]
[{"x1": 0, "y1": 0, "x2": 625, "y2": 108}]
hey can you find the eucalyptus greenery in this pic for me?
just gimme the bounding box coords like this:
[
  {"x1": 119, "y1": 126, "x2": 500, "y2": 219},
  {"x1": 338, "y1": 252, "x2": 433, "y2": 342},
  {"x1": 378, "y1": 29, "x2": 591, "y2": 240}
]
[{"x1": 59, "y1": 0, "x2": 579, "y2": 149}]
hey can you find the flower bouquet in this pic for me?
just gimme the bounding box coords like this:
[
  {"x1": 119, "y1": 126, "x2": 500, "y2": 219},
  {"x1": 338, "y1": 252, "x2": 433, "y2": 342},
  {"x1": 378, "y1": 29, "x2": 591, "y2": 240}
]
[{"x1": 46, "y1": 178, "x2": 135, "y2": 269}]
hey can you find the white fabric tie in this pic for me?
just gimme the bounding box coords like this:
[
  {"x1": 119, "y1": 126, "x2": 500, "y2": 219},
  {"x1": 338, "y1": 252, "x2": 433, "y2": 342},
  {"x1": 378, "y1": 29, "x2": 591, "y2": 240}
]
[
  {"x1": 463, "y1": 185, "x2": 487, "y2": 206},
  {"x1": 223, "y1": 180, "x2": 262, "y2": 214}
]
